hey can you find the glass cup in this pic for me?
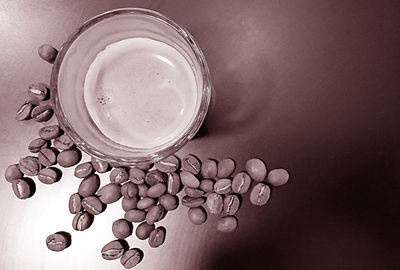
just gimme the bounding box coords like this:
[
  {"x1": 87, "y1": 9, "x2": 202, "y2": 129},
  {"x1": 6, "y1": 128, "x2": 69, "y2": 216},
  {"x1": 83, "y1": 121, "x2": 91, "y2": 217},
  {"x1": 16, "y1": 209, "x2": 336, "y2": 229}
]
[{"x1": 51, "y1": 8, "x2": 212, "y2": 165}]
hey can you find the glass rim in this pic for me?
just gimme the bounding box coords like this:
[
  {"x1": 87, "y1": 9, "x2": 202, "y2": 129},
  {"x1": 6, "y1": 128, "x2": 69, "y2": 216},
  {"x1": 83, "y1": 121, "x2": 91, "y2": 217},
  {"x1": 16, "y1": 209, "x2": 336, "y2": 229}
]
[{"x1": 50, "y1": 7, "x2": 212, "y2": 165}]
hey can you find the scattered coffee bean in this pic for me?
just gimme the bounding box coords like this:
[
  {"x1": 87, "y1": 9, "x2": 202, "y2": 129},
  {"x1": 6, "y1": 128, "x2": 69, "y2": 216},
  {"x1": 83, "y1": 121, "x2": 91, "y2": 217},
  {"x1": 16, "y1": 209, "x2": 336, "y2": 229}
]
[
  {"x1": 201, "y1": 159, "x2": 218, "y2": 179},
  {"x1": 28, "y1": 83, "x2": 49, "y2": 101},
  {"x1": 137, "y1": 163, "x2": 152, "y2": 171},
  {"x1": 246, "y1": 158, "x2": 267, "y2": 182},
  {"x1": 110, "y1": 167, "x2": 129, "y2": 184},
  {"x1": 147, "y1": 183, "x2": 167, "y2": 198},
  {"x1": 214, "y1": 178, "x2": 232, "y2": 194},
  {"x1": 267, "y1": 168, "x2": 290, "y2": 186},
  {"x1": 159, "y1": 194, "x2": 178, "y2": 211},
  {"x1": 167, "y1": 172, "x2": 181, "y2": 195},
  {"x1": 121, "y1": 182, "x2": 138, "y2": 199},
  {"x1": 57, "y1": 149, "x2": 81, "y2": 167},
  {"x1": 12, "y1": 179, "x2": 31, "y2": 199},
  {"x1": 97, "y1": 183, "x2": 122, "y2": 204},
  {"x1": 72, "y1": 211, "x2": 93, "y2": 231},
  {"x1": 38, "y1": 148, "x2": 57, "y2": 166},
  {"x1": 232, "y1": 172, "x2": 252, "y2": 194},
  {"x1": 38, "y1": 125, "x2": 60, "y2": 140},
  {"x1": 136, "y1": 222, "x2": 155, "y2": 240},
  {"x1": 74, "y1": 162, "x2": 93, "y2": 178},
  {"x1": 137, "y1": 184, "x2": 149, "y2": 198},
  {"x1": 145, "y1": 170, "x2": 167, "y2": 186},
  {"x1": 206, "y1": 193, "x2": 223, "y2": 215},
  {"x1": 101, "y1": 240, "x2": 126, "y2": 260},
  {"x1": 217, "y1": 158, "x2": 236, "y2": 178},
  {"x1": 5, "y1": 164, "x2": 23, "y2": 183},
  {"x1": 184, "y1": 187, "x2": 204, "y2": 198},
  {"x1": 129, "y1": 167, "x2": 145, "y2": 184},
  {"x1": 82, "y1": 196, "x2": 104, "y2": 215},
  {"x1": 78, "y1": 174, "x2": 100, "y2": 197},
  {"x1": 199, "y1": 179, "x2": 214, "y2": 193},
  {"x1": 137, "y1": 197, "x2": 155, "y2": 210},
  {"x1": 249, "y1": 183, "x2": 271, "y2": 206},
  {"x1": 19, "y1": 156, "x2": 41, "y2": 176},
  {"x1": 38, "y1": 44, "x2": 58, "y2": 63},
  {"x1": 122, "y1": 197, "x2": 139, "y2": 212},
  {"x1": 46, "y1": 232, "x2": 68, "y2": 252},
  {"x1": 217, "y1": 216, "x2": 238, "y2": 232},
  {"x1": 69, "y1": 193, "x2": 82, "y2": 214},
  {"x1": 54, "y1": 134, "x2": 75, "y2": 150},
  {"x1": 91, "y1": 157, "x2": 109, "y2": 173},
  {"x1": 182, "y1": 196, "x2": 205, "y2": 208},
  {"x1": 181, "y1": 154, "x2": 201, "y2": 175},
  {"x1": 155, "y1": 155, "x2": 180, "y2": 173},
  {"x1": 223, "y1": 194, "x2": 240, "y2": 215},
  {"x1": 146, "y1": 205, "x2": 166, "y2": 224},
  {"x1": 125, "y1": 209, "x2": 146, "y2": 223},
  {"x1": 112, "y1": 219, "x2": 133, "y2": 239},
  {"x1": 16, "y1": 101, "x2": 34, "y2": 121},
  {"x1": 38, "y1": 167, "x2": 59, "y2": 184},
  {"x1": 148, "y1": 227, "x2": 166, "y2": 248},
  {"x1": 188, "y1": 206, "x2": 207, "y2": 225},
  {"x1": 31, "y1": 104, "x2": 53, "y2": 122},
  {"x1": 180, "y1": 171, "x2": 200, "y2": 188},
  {"x1": 28, "y1": 138, "x2": 49, "y2": 153},
  {"x1": 120, "y1": 248, "x2": 143, "y2": 269}
]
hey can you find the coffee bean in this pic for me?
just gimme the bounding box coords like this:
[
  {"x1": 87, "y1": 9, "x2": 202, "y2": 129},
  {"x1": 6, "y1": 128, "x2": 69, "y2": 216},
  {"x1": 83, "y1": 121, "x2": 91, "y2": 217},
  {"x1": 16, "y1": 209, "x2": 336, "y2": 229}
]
[
  {"x1": 147, "y1": 183, "x2": 167, "y2": 198},
  {"x1": 217, "y1": 158, "x2": 236, "y2": 178},
  {"x1": 267, "y1": 168, "x2": 290, "y2": 186},
  {"x1": 38, "y1": 167, "x2": 59, "y2": 184},
  {"x1": 135, "y1": 222, "x2": 155, "y2": 240},
  {"x1": 199, "y1": 179, "x2": 214, "y2": 193},
  {"x1": 46, "y1": 232, "x2": 68, "y2": 252},
  {"x1": 12, "y1": 179, "x2": 31, "y2": 199},
  {"x1": 137, "y1": 197, "x2": 155, "y2": 210},
  {"x1": 232, "y1": 172, "x2": 252, "y2": 194},
  {"x1": 137, "y1": 163, "x2": 152, "y2": 170},
  {"x1": 74, "y1": 162, "x2": 93, "y2": 178},
  {"x1": 180, "y1": 171, "x2": 200, "y2": 188},
  {"x1": 82, "y1": 196, "x2": 104, "y2": 215},
  {"x1": 206, "y1": 193, "x2": 223, "y2": 215},
  {"x1": 112, "y1": 219, "x2": 133, "y2": 239},
  {"x1": 110, "y1": 167, "x2": 129, "y2": 184},
  {"x1": 188, "y1": 206, "x2": 207, "y2": 225},
  {"x1": 125, "y1": 209, "x2": 146, "y2": 223},
  {"x1": 28, "y1": 138, "x2": 49, "y2": 153},
  {"x1": 214, "y1": 178, "x2": 232, "y2": 194},
  {"x1": 166, "y1": 172, "x2": 181, "y2": 195},
  {"x1": 31, "y1": 104, "x2": 53, "y2": 122},
  {"x1": 182, "y1": 196, "x2": 205, "y2": 208},
  {"x1": 223, "y1": 194, "x2": 240, "y2": 215},
  {"x1": 122, "y1": 197, "x2": 139, "y2": 212},
  {"x1": 78, "y1": 174, "x2": 100, "y2": 197},
  {"x1": 101, "y1": 240, "x2": 126, "y2": 260},
  {"x1": 97, "y1": 183, "x2": 122, "y2": 204},
  {"x1": 120, "y1": 248, "x2": 143, "y2": 269},
  {"x1": 38, "y1": 148, "x2": 57, "y2": 166},
  {"x1": 137, "y1": 184, "x2": 149, "y2": 198},
  {"x1": 5, "y1": 164, "x2": 23, "y2": 183},
  {"x1": 91, "y1": 157, "x2": 109, "y2": 173},
  {"x1": 129, "y1": 167, "x2": 145, "y2": 184},
  {"x1": 57, "y1": 149, "x2": 81, "y2": 167},
  {"x1": 249, "y1": 183, "x2": 271, "y2": 206},
  {"x1": 145, "y1": 170, "x2": 167, "y2": 186},
  {"x1": 72, "y1": 211, "x2": 93, "y2": 231},
  {"x1": 146, "y1": 205, "x2": 166, "y2": 224},
  {"x1": 38, "y1": 125, "x2": 60, "y2": 140},
  {"x1": 217, "y1": 216, "x2": 238, "y2": 232},
  {"x1": 19, "y1": 156, "x2": 41, "y2": 176},
  {"x1": 201, "y1": 159, "x2": 218, "y2": 179},
  {"x1": 245, "y1": 158, "x2": 267, "y2": 182},
  {"x1": 184, "y1": 187, "x2": 204, "y2": 198},
  {"x1": 159, "y1": 194, "x2": 178, "y2": 211},
  {"x1": 16, "y1": 101, "x2": 34, "y2": 121},
  {"x1": 38, "y1": 44, "x2": 58, "y2": 63},
  {"x1": 181, "y1": 154, "x2": 201, "y2": 175},
  {"x1": 148, "y1": 227, "x2": 166, "y2": 248},
  {"x1": 54, "y1": 134, "x2": 75, "y2": 150},
  {"x1": 155, "y1": 155, "x2": 180, "y2": 173},
  {"x1": 121, "y1": 182, "x2": 138, "y2": 199},
  {"x1": 28, "y1": 83, "x2": 49, "y2": 101},
  {"x1": 69, "y1": 193, "x2": 82, "y2": 214}
]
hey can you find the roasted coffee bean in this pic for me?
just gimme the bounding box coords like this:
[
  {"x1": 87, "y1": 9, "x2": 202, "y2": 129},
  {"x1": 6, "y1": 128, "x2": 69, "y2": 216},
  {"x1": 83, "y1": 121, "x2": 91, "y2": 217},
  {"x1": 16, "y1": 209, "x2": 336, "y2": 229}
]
[
  {"x1": 74, "y1": 162, "x2": 93, "y2": 178},
  {"x1": 246, "y1": 158, "x2": 267, "y2": 182},
  {"x1": 57, "y1": 149, "x2": 81, "y2": 167},
  {"x1": 180, "y1": 171, "x2": 200, "y2": 188},
  {"x1": 182, "y1": 196, "x2": 205, "y2": 208},
  {"x1": 101, "y1": 240, "x2": 126, "y2": 260},
  {"x1": 146, "y1": 205, "x2": 166, "y2": 224},
  {"x1": 147, "y1": 183, "x2": 167, "y2": 198},
  {"x1": 232, "y1": 172, "x2": 252, "y2": 194},
  {"x1": 137, "y1": 163, "x2": 152, "y2": 170},
  {"x1": 267, "y1": 168, "x2": 290, "y2": 186},
  {"x1": 214, "y1": 178, "x2": 232, "y2": 194},
  {"x1": 129, "y1": 167, "x2": 145, "y2": 184},
  {"x1": 38, "y1": 148, "x2": 57, "y2": 166},
  {"x1": 181, "y1": 154, "x2": 201, "y2": 175},
  {"x1": 159, "y1": 194, "x2": 178, "y2": 211},
  {"x1": 135, "y1": 222, "x2": 155, "y2": 240},
  {"x1": 121, "y1": 182, "x2": 138, "y2": 199},
  {"x1": 12, "y1": 179, "x2": 31, "y2": 199},
  {"x1": 224, "y1": 194, "x2": 240, "y2": 215},
  {"x1": 125, "y1": 209, "x2": 146, "y2": 223},
  {"x1": 31, "y1": 104, "x2": 53, "y2": 122},
  {"x1": 199, "y1": 179, "x2": 214, "y2": 193},
  {"x1": 78, "y1": 174, "x2": 100, "y2": 197},
  {"x1": 137, "y1": 197, "x2": 155, "y2": 210},
  {"x1": 110, "y1": 167, "x2": 129, "y2": 184},
  {"x1": 28, "y1": 138, "x2": 49, "y2": 153},
  {"x1": 122, "y1": 197, "x2": 139, "y2": 212},
  {"x1": 120, "y1": 248, "x2": 143, "y2": 269},
  {"x1": 217, "y1": 216, "x2": 238, "y2": 232},
  {"x1": 28, "y1": 83, "x2": 49, "y2": 101},
  {"x1": 188, "y1": 206, "x2": 207, "y2": 225},
  {"x1": 249, "y1": 183, "x2": 271, "y2": 206},
  {"x1": 206, "y1": 193, "x2": 223, "y2": 215},
  {"x1": 167, "y1": 172, "x2": 181, "y2": 195},
  {"x1": 5, "y1": 164, "x2": 23, "y2": 183},
  {"x1": 201, "y1": 159, "x2": 218, "y2": 179},
  {"x1": 148, "y1": 227, "x2": 166, "y2": 248},
  {"x1": 16, "y1": 101, "x2": 34, "y2": 121},
  {"x1": 72, "y1": 211, "x2": 93, "y2": 231},
  {"x1": 217, "y1": 158, "x2": 236, "y2": 178},
  {"x1": 112, "y1": 219, "x2": 133, "y2": 239},
  {"x1": 137, "y1": 184, "x2": 149, "y2": 198},
  {"x1": 145, "y1": 170, "x2": 167, "y2": 186},
  {"x1": 38, "y1": 167, "x2": 59, "y2": 184},
  {"x1": 184, "y1": 187, "x2": 204, "y2": 198},
  {"x1": 19, "y1": 156, "x2": 41, "y2": 176},
  {"x1": 69, "y1": 193, "x2": 82, "y2": 214},
  {"x1": 46, "y1": 232, "x2": 69, "y2": 252},
  {"x1": 54, "y1": 134, "x2": 75, "y2": 150},
  {"x1": 82, "y1": 196, "x2": 104, "y2": 215},
  {"x1": 39, "y1": 125, "x2": 60, "y2": 140},
  {"x1": 97, "y1": 183, "x2": 122, "y2": 204},
  {"x1": 38, "y1": 44, "x2": 58, "y2": 63},
  {"x1": 155, "y1": 155, "x2": 180, "y2": 173},
  {"x1": 90, "y1": 157, "x2": 109, "y2": 173}
]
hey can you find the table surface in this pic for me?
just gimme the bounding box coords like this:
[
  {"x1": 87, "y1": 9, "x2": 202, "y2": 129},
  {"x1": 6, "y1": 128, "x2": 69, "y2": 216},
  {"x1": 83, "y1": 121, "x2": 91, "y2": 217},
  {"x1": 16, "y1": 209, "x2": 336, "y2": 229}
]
[{"x1": 1, "y1": 0, "x2": 399, "y2": 269}]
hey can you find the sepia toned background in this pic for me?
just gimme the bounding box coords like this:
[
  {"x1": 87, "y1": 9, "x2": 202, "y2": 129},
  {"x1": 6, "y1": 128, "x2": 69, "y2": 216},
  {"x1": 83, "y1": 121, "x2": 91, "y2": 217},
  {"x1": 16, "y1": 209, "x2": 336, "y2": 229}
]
[{"x1": 1, "y1": 0, "x2": 399, "y2": 269}]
